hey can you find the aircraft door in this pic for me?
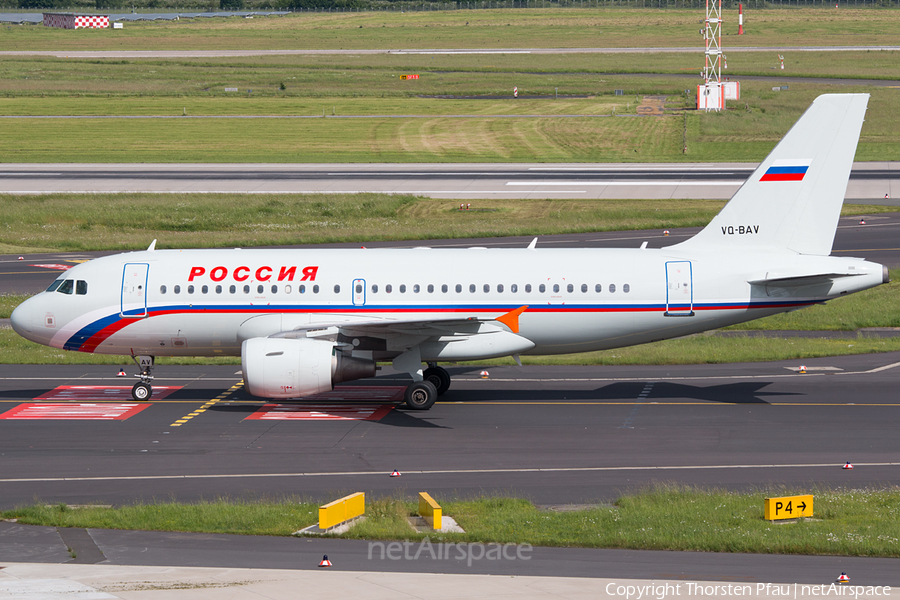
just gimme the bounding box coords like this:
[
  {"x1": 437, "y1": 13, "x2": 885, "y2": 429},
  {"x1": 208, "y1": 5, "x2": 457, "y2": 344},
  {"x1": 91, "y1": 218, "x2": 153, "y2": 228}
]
[
  {"x1": 121, "y1": 263, "x2": 149, "y2": 318},
  {"x1": 665, "y1": 261, "x2": 694, "y2": 317},
  {"x1": 352, "y1": 279, "x2": 366, "y2": 306}
]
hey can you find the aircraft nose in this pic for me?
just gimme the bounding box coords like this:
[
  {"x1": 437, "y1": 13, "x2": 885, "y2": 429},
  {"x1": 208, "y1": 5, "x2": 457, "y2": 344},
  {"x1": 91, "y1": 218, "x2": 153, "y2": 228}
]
[{"x1": 10, "y1": 298, "x2": 35, "y2": 337}]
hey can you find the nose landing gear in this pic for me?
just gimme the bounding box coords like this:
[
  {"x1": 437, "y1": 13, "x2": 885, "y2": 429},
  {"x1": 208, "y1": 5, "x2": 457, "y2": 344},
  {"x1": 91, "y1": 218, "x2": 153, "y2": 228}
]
[{"x1": 130, "y1": 355, "x2": 155, "y2": 401}]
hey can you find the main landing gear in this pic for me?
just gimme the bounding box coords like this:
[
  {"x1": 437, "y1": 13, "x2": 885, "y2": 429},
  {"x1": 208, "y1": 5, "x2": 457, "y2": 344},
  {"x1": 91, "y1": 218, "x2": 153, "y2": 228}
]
[
  {"x1": 130, "y1": 355, "x2": 155, "y2": 401},
  {"x1": 403, "y1": 364, "x2": 451, "y2": 410}
]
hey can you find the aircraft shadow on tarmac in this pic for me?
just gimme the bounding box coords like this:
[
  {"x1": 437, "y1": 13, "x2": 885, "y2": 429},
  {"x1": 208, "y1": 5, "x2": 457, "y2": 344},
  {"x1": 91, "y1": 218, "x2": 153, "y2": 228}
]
[{"x1": 439, "y1": 381, "x2": 799, "y2": 405}]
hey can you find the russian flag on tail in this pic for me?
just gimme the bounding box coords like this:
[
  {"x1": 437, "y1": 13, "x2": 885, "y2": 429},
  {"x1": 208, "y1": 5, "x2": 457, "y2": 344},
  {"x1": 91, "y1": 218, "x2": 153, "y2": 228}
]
[{"x1": 760, "y1": 159, "x2": 812, "y2": 182}]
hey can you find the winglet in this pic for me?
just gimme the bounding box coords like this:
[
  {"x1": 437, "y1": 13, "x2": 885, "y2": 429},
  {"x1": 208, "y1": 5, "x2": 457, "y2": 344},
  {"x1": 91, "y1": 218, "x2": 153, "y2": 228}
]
[
  {"x1": 496, "y1": 306, "x2": 528, "y2": 333},
  {"x1": 527, "y1": 237, "x2": 538, "y2": 250},
  {"x1": 147, "y1": 239, "x2": 157, "y2": 251}
]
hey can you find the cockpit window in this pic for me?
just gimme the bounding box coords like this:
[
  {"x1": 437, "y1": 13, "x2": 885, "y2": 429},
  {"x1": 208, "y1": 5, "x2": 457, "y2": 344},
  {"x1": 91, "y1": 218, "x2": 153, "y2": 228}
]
[
  {"x1": 56, "y1": 279, "x2": 74, "y2": 295},
  {"x1": 76, "y1": 280, "x2": 88, "y2": 295},
  {"x1": 46, "y1": 279, "x2": 63, "y2": 292}
]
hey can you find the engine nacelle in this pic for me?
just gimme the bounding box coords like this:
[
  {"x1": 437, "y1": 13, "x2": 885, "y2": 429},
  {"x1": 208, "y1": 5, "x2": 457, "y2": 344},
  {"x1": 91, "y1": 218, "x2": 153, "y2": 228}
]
[{"x1": 241, "y1": 337, "x2": 375, "y2": 399}]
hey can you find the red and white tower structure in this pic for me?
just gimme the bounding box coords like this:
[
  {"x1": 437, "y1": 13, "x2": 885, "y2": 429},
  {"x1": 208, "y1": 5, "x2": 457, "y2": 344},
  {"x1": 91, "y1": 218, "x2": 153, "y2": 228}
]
[{"x1": 697, "y1": 0, "x2": 725, "y2": 111}]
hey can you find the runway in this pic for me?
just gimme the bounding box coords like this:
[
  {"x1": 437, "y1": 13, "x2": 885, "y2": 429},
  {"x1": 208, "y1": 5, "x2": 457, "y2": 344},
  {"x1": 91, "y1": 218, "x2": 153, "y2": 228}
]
[{"x1": 1, "y1": 162, "x2": 897, "y2": 200}]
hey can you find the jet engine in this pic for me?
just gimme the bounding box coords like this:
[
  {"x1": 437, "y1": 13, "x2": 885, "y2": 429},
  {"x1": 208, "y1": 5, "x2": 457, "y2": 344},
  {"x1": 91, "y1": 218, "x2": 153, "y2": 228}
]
[{"x1": 241, "y1": 337, "x2": 375, "y2": 399}]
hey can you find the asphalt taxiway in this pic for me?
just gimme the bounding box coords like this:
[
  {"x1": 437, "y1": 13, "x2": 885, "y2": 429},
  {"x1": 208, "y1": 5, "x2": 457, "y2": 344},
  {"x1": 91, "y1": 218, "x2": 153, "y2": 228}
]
[{"x1": 0, "y1": 162, "x2": 897, "y2": 199}]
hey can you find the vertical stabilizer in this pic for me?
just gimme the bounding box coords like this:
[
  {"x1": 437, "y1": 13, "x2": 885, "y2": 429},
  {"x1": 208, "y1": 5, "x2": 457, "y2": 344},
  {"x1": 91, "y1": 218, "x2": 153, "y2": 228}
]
[{"x1": 675, "y1": 94, "x2": 869, "y2": 256}]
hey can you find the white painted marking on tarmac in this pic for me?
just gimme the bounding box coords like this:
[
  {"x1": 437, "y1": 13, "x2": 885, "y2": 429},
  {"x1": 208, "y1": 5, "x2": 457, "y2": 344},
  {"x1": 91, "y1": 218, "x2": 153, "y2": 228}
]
[
  {"x1": 507, "y1": 181, "x2": 745, "y2": 186},
  {"x1": 0, "y1": 190, "x2": 586, "y2": 195},
  {"x1": 3, "y1": 462, "x2": 899, "y2": 484}
]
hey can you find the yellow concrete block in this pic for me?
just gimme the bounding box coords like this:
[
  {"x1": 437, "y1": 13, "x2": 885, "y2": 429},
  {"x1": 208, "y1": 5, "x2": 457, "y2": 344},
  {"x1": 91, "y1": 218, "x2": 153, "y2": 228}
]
[
  {"x1": 319, "y1": 492, "x2": 365, "y2": 530},
  {"x1": 764, "y1": 495, "x2": 813, "y2": 521},
  {"x1": 418, "y1": 492, "x2": 442, "y2": 531}
]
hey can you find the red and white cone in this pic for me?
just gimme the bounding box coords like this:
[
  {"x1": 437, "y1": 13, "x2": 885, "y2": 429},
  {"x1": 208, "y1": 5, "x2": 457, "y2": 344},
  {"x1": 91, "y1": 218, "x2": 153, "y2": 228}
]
[
  {"x1": 318, "y1": 555, "x2": 332, "y2": 568},
  {"x1": 17, "y1": 256, "x2": 24, "y2": 261},
  {"x1": 799, "y1": 365, "x2": 807, "y2": 374},
  {"x1": 663, "y1": 230, "x2": 669, "y2": 236},
  {"x1": 837, "y1": 572, "x2": 850, "y2": 583},
  {"x1": 390, "y1": 470, "x2": 401, "y2": 477},
  {"x1": 843, "y1": 462, "x2": 854, "y2": 470},
  {"x1": 859, "y1": 219, "x2": 866, "y2": 225},
  {"x1": 480, "y1": 370, "x2": 489, "y2": 379},
  {"x1": 117, "y1": 369, "x2": 127, "y2": 377}
]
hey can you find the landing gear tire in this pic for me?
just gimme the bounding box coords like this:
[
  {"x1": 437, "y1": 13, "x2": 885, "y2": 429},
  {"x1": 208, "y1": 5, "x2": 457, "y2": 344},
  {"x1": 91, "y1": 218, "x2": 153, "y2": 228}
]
[
  {"x1": 132, "y1": 381, "x2": 152, "y2": 401},
  {"x1": 404, "y1": 380, "x2": 438, "y2": 410},
  {"x1": 423, "y1": 366, "x2": 451, "y2": 396}
]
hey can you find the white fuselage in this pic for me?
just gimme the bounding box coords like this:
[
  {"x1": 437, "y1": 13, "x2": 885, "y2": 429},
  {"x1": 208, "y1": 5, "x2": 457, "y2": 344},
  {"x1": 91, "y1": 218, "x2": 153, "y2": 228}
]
[{"x1": 11, "y1": 246, "x2": 886, "y2": 361}]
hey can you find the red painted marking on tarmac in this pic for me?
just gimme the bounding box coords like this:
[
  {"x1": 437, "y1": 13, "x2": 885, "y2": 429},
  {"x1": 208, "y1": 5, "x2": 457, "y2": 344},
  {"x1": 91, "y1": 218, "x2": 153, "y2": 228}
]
[
  {"x1": 34, "y1": 385, "x2": 181, "y2": 402},
  {"x1": 0, "y1": 402, "x2": 151, "y2": 420},
  {"x1": 244, "y1": 386, "x2": 403, "y2": 421},
  {"x1": 32, "y1": 264, "x2": 72, "y2": 271}
]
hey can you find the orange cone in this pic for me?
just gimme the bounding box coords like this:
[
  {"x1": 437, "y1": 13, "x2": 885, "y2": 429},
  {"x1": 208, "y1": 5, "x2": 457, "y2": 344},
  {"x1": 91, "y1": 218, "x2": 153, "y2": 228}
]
[
  {"x1": 843, "y1": 462, "x2": 854, "y2": 470},
  {"x1": 318, "y1": 555, "x2": 332, "y2": 567},
  {"x1": 837, "y1": 572, "x2": 850, "y2": 583},
  {"x1": 390, "y1": 470, "x2": 401, "y2": 477}
]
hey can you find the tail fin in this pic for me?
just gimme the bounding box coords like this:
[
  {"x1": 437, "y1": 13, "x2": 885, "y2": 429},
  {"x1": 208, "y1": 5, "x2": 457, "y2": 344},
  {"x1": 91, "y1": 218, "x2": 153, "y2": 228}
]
[{"x1": 675, "y1": 93, "x2": 869, "y2": 256}]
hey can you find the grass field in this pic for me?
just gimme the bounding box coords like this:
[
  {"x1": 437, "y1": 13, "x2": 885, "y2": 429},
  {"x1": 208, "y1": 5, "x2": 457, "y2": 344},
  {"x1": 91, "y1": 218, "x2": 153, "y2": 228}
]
[
  {"x1": 3, "y1": 9, "x2": 900, "y2": 51},
  {"x1": 6, "y1": 486, "x2": 900, "y2": 557}
]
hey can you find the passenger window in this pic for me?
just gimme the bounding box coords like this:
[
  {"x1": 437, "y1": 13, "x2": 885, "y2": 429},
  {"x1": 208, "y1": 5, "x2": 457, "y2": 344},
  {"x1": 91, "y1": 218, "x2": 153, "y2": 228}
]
[
  {"x1": 160, "y1": 285, "x2": 167, "y2": 294},
  {"x1": 333, "y1": 285, "x2": 340, "y2": 294},
  {"x1": 469, "y1": 284, "x2": 476, "y2": 293},
  {"x1": 427, "y1": 284, "x2": 434, "y2": 293},
  {"x1": 57, "y1": 280, "x2": 74, "y2": 295},
  {"x1": 399, "y1": 284, "x2": 406, "y2": 293},
  {"x1": 539, "y1": 284, "x2": 546, "y2": 293},
  {"x1": 356, "y1": 284, "x2": 363, "y2": 294},
  {"x1": 595, "y1": 284, "x2": 602, "y2": 293},
  {"x1": 202, "y1": 285, "x2": 209, "y2": 294},
  {"x1": 298, "y1": 285, "x2": 305, "y2": 294},
  {"x1": 174, "y1": 285, "x2": 181, "y2": 294},
  {"x1": 413, "y1": 284, "x2": 420, "y2": 293},
  {"x1": 47, "y1": 279, "x2": 63, "y2": 292},
  {"x1": 215, "y1": 285, "x2": 222, "y2": 294},
  {"x1": 272, "y1": 285, "x2": 279, "y2": 294},
  {"x1": 188, "y1": 285, "x2": 195, "y2": 294},
  {"x1": 386, "y1": 284, "x2": 392, "y2": 294},
  {"x1": 553, "y1": 284, "x2": 559, "y2": 293},
  {"x1": 243, "y1": 285, "x2": 250, "y2": 294},
  {"x1": 313, "y1": 285, "x2": 320, "y2": 293},
  {"x1": 497, "y1": 284, "x2": 504, "y2": 293},
  {"x1": 483, "y1": 284, "x2": 490, "y2": 293},
  {"x1": 511, "y1": 284, "x2": 518, "y2": 293},
  {"x1": 609, "y1": 284, "x2": 617, "y2": 293},
  {"x1": 442, "y1": 284, "x2": 448, "y2": 293},
  {"x1": 372, "y1": 284, "x2": 378, "y2": 293},
  {"x1": 581, "y1": 284, "x2": 588, "y2": 293},
  {"x1": 525, "y1": 284, "x2": 532, "y2": 293},
  {"x1": 230, "y1": 285, "x2": 236, "y2": 294},
  {"x1": 76, "y1": 281, "x2": 88, "y2": 295},
  {"x1": 566, "y1": 284, "x2": 573, "y2": 293},
  {"x1": 623, "y1": 284, "x2": 630, "y2": 293},
  {"x1": 257, "y1": 285, "x2": 264, "y2": 294},
  {"x1": 456, "y1": 284, "x2": 462, "y2": 293},
  {"x1": 285, "y1": 285, "x2": 292, "y2": 294}
]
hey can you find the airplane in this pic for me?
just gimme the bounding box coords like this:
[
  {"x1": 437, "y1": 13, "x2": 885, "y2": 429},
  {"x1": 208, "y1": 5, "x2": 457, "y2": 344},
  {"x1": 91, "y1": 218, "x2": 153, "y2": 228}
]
[{"x1": 10, "y1": 94, "x2": 887, "y2": 410}]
